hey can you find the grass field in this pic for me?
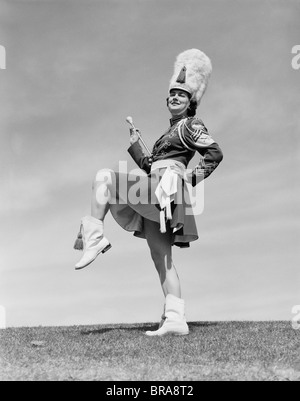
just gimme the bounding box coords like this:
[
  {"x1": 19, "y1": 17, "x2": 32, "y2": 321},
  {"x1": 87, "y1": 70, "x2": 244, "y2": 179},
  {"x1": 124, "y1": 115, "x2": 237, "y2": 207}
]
[{"x1": 0, "y1": 321, "x2": 299, "y2": 381}]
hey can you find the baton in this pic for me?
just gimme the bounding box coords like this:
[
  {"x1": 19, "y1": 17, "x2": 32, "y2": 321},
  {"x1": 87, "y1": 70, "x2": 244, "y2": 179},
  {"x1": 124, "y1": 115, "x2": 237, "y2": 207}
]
[{"x1": 126, "y1": 116, "x2": 152, "y2": 156}]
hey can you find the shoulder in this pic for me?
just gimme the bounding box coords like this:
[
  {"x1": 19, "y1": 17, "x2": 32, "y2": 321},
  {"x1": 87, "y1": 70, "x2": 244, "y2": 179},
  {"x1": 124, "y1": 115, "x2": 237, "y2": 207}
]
[
  {"x1": 182, "y1": 117, "x2": 215, "y2": 147},
  {"x1": 185, "y1": 117, "x2": 207, "y2": 132}
]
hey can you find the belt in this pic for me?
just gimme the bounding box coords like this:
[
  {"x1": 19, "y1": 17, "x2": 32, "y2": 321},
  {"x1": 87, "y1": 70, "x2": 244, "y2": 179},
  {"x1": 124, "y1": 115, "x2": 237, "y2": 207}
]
[
  {"x1": 151, "y1": 160, "x2": 186, "y2": 233},
  {"x1": 151, "y1": 160, "x2": 186, "y2": 176}
]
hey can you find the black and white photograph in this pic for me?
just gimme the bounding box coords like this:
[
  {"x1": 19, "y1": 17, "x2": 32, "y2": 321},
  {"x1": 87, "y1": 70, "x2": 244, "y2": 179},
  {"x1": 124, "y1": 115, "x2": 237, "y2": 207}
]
[{"x1": 0, "y1": 0, "x2": 299, "y2": 384}]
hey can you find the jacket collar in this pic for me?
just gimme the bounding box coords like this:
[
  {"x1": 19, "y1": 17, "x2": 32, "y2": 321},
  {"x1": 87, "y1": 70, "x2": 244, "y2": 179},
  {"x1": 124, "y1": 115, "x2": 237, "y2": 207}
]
[{"x1": 170, "y1": 114, "x2": 187, "y2": 127}]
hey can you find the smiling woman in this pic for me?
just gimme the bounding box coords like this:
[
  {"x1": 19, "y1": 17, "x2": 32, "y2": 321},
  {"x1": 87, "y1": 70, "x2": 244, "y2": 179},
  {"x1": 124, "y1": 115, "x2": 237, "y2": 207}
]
[
  {"x1": 73, "y1": 49, "x2": 223, "y2": 337},
  {"x1": 167, "y1": 90, "x2": 198, "y2": 118},
  {"x1": 168, "y1": 89, "x2": 191, "y2": 116}
]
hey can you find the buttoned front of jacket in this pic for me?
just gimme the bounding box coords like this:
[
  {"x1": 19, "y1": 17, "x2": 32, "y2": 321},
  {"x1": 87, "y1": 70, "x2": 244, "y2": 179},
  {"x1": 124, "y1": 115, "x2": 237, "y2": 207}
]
[{"x1": 128, "y1": 116, "x2": 223, "y2": 186}]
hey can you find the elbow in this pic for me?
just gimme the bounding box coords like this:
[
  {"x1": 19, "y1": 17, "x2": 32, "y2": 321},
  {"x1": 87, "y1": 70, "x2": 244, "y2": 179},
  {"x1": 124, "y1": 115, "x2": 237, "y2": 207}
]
[
  {"x1": 213, "y1": 143, "x2": 224, "y2": 164},
  {"x1": 207, "y1": 143, "x2": 224, "y2": 165},
  {"x1": 217, "y1": 149, "x2": 224, "y2": 164}
]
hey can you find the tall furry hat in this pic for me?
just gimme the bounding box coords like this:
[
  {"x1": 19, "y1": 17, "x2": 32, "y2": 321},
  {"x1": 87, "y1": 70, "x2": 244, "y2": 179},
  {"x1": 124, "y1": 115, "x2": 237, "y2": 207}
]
[{"x1": 169, "y1": 49, "x2": 212, "y2": 106}]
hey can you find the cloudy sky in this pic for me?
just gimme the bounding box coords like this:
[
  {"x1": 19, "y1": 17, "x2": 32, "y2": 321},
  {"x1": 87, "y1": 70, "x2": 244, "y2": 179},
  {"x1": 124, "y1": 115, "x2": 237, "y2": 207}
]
[{"x1": 0, "y1": 0, "x2": 299, "y2": 327}]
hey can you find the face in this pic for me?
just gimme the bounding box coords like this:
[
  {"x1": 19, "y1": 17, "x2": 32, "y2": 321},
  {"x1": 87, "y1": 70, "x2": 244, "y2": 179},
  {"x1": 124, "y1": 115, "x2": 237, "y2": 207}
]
[{"x1": 168, "y1": 89, "x2": 191, "y2": 117}]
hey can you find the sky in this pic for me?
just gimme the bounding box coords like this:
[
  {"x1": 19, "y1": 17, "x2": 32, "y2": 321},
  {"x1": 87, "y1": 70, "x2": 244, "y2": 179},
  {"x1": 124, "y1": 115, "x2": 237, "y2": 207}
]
[{"x1": 0, "y1": 0, "x2": 299, "y2": 327}]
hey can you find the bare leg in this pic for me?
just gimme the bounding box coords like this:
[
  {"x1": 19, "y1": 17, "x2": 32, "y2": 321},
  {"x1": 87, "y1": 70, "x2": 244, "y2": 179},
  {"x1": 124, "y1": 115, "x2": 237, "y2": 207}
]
[
  {"x1": 144, "y1": 218, "x2": 181, "y2": 298},
  {"x1": 91, "y1": 169, "x2": 112, "y2": 221}
]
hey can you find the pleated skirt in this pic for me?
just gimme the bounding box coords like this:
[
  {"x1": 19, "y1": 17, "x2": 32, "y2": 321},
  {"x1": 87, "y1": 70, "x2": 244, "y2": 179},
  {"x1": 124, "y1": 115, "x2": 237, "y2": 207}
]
[{"x1": 108, "y1": 168, "x2": 199, "y2": 248}]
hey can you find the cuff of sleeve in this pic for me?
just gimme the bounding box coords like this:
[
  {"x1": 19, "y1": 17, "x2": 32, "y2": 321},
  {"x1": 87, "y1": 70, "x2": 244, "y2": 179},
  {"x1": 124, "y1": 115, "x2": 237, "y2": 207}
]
[
  {"x1": 192, "y1": 171, "x2": 205, "y2": 187},
  {"x1": 127, "y1": 141, "x2": 141, "y2": 156}
]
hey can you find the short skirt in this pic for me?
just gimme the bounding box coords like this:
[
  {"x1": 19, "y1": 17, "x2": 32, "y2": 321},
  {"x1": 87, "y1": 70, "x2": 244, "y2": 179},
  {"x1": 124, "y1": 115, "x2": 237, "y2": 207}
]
[{"x1": 108, "y1": 168, "x2": 199, "y2": 248}]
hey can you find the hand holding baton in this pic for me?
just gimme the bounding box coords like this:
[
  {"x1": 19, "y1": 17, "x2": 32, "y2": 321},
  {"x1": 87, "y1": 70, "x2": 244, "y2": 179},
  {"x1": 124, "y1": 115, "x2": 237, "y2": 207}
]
[{"x1": 126, "y1": 116, "x2": 152, "y2": 156}]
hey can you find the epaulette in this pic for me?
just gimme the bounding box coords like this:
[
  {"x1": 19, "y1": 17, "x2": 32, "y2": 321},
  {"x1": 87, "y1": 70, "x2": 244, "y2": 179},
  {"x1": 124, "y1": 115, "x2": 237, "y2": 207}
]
[{"x1": 178, "y1": 118, "x2": 215, "y2": 149}]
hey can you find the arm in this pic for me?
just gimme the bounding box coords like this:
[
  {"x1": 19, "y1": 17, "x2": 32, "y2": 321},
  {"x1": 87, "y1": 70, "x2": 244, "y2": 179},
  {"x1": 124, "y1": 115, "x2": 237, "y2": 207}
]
[
  {"x1": 127, "y1": 130, "x2": 152, "y2": 174},
  {"x1": 191, "y1": 142, "x2": 223, "y2": 186},
  {"x1": 183, "y1": 118, "x2": 224, "y2": 186}
]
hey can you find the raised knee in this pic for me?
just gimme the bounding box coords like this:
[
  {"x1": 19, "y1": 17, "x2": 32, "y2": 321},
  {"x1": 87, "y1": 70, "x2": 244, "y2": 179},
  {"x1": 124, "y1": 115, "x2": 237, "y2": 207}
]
[{"x1": 94, "y1": 169, "x2": 113, "y2": 186}]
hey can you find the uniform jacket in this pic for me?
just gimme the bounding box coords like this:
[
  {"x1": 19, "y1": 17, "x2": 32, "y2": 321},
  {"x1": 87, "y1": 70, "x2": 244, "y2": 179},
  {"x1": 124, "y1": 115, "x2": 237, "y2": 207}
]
[{"x1": 128, "y1": 115, "x2": 223, "y2": 186}]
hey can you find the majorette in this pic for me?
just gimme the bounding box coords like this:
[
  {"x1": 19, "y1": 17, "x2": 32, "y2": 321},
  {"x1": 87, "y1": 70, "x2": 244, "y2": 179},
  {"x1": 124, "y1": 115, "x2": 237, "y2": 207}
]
[{"x1": 74, "y1": 49, "x2": 223, "y2": 336}]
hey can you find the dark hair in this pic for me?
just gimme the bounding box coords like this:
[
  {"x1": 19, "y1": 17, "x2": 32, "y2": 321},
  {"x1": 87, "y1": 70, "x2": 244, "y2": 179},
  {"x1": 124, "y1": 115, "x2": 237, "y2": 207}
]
[
  {"x1": 187, "y1": 100, "x2": 197, "y2": 117},
  {"x1": 166, "y1": 97, "x2": 197, "y2": 118}
]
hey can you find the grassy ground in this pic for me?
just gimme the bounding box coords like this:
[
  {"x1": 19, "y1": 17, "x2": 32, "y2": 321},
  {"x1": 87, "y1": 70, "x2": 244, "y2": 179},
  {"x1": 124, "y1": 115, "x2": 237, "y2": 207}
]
[{"x1": 0, "y1": 321, "x2": 299, "y2": 381}]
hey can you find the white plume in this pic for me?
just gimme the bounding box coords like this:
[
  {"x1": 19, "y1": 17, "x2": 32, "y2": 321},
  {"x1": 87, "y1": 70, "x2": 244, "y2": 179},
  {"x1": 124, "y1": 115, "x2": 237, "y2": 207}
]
[{"x1": 169, "y1": 49, "x2": 212, "y2": 106}]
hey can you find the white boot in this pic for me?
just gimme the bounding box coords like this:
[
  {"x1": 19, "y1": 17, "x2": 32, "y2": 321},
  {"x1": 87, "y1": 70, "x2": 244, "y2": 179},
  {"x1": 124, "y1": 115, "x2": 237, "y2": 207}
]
[
  {"x1": 146, "y1": 294, "x2": 189, "y2": 337},
  {"x1": 74, "y1": 216, "x2": 112, "y2": 270}
]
